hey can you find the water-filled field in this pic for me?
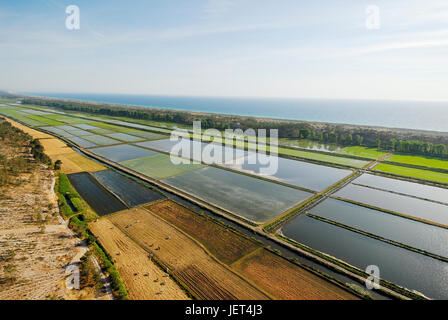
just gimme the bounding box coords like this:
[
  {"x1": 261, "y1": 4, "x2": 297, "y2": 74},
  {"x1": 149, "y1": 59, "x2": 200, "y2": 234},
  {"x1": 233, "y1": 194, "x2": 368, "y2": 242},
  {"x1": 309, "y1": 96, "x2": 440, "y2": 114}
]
[
  {"x1": 278, "y1": 139, "x2": 341, "y2": 152},
  {"x1": 92, "y1": 170, "x2": 165, "y2": 207},
  {"x1": 68, "y1": 129, "x2": 93, "y2": 137},
  {"x1": 163, "y1": 166, "x2": 313, "y2": 222},
  {"x1": 106, "y1": 119, "x2": 173, "y2": 133},
  {"x1": 121, "y1": 153, "x2": 205, "y2": 179},
  {"x1": 106, "y1": 132, "x2": 144, "y2": 142},
  {"x1": 226, "y1": 152, "x2": 351, "y2": 191},
  {"x1": 43, "y1": 113, "x2": 96, "y2": 124},
  {"x1": 334, "y1": 184, "x2": 448, "y2": 225},
  {"x1": 90, "y1": 144, "x2": 158, "y2": 162},
  {"x1": 309, "y1": 198, "x2": 448, "y2": 258},
  {"x1": 136, "y1": 139, "x2": 247, "y2": 164},
  {"x1": 67, "y1": 172, "x2": 128, "y2": 215},
  {"x1": 68, "y1": 137, "x2": 98, "y2": 148},
  {"x1": 282, "y1": 214, "x2": 448, "y2": 299},
  {"x1": 277, "y1": 147, "x2": 370, "y2": 168},
  {"x1": 73, "y1": 123, "x2": 100, "y2": 130},
  {"x1": 354, "y1": 174, "x2": 448, "y2": 204},
  {"x1": 82, "y1": 134, "x2": 120, "y2": 146},
  {"x1": 91, "y1": 122, "x2": 167, "y2": 139}
]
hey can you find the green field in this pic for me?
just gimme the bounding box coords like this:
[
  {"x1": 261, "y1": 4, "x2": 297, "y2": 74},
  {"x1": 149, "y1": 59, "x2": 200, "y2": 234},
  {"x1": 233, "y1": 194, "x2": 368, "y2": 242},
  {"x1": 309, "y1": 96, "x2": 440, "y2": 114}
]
[
  {"x1": 374, "y1": 163, "x2": 448, "y2": 184},
  {"x1": 337, "y1": 146, "x2": 387, "y2": 160},
  {"x1": 43, "y1": 113, "x2": 97, "y2": 124},
  {"x1": 90, "y1": 122, "x2": 136, "y2": 133},
  {"x1": 388, "y1": 154, "x2": 448, "y2": 170},
  {"x1": 26, "y1": 115, "x2": 65, "y2": 126},
  {"x1": 120, "y1": 153, "x2": 205, "y2": 179},
  {"x1": 0, "y1": 107, "x2": 46, "y2": 126},
  {"x1": 276, "y1": 147, "x2": 369, "y2": 168}
]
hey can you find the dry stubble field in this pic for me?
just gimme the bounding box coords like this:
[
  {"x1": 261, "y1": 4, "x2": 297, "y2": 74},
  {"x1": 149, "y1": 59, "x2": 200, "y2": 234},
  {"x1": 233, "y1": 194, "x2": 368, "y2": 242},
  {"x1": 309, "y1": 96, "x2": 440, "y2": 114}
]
[
  {"x1": 147, "y1": 200, "x2": 358, "y2": 300},
  {"x1": 89, "y1": 218, "x2": 188, "y2": 300},
  {"x1": 106, "y1": 208, "x2": 270, "y2": 300},
  {"x1": 232, "y1": 248, "x2": 358, "y2": 300},
  {"x1": 146, "y1": 200, "x2": 260, "y2": 265}
]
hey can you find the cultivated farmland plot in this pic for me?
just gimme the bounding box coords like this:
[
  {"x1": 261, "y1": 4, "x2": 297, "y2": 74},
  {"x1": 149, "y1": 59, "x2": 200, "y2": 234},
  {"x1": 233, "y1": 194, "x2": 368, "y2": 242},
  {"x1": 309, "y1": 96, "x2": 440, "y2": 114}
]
[
  {"x1": 309, "y1": 198, "x2": 448, "y2": 258},
  {"x1": 136, "y1": 138, "x2": 247, "y2": 164},
  {"x1": 163, "y1": 166, "x2": 313, "y2": 223},
  {"x1": 82, "y1": 134, "x2": 121, "y2": 146},
  {"x1": 67, "y1": 172, "x2": 128, "y2": 215},
  {"x1": 354, "y1": 173, "x2": 448, "y2": 204},
  {"x1": 68, "y1": 136, "x2": 98, "y2": 148},
  {"x1": 93, "y1": 169, "x2": 165, "y2": 207},
  {"x1": 334, "y1": 183, "x2": 448, "y2": 226},
  {"x1": 69, "y1": 129, "x2": 96, "y2": 137},
  {"x1": 121, "y1": 153, "x2": 205, "y2": 180},
  {"x1": 90, "y1": 144, "x2": 158, "y2": 162},
  {"x1": 105, "y1": 132, "x2": 144, "y2": 142},
  {"x1": 282, "y1": 215, "x2": 448, "y2": 299},
  {"x1": 108, "y1": 208, "x2": 269, "y2": 300},
  {"x1": 374, "y1": 163, "x2": 448, "y2": 184},
  {"x1": 225, "y1": 152, "x2": 352, "y2": 191}
]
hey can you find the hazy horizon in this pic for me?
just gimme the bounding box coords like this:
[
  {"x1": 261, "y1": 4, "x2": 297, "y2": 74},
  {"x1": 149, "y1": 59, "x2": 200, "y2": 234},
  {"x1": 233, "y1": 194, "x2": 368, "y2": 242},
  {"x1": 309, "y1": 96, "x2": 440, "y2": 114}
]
[{"x1": 2, "y1": 1, "x2": 448, "y2": 101}]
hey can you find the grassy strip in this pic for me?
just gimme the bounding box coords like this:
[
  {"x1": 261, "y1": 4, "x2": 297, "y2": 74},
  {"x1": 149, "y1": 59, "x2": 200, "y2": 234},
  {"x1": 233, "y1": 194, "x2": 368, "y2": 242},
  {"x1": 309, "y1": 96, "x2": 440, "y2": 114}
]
[
  {"x1": 373, "y1": 163, "x2": 448, "y2": 185},
  {"x1": 332, "y1": 196, "x2": 448, "y2": 230},
  {"x1": 276, "y1": 234, "x2": 426, "y2": 300},
  {"x1": 306, "y1": 213, "x2": 448, "y2": 263},
  {"x1": 383, "y1": 160, "x2": 448, "y2": 174},
  {"x1": 56, "y1": 173, "x2": 84, "y2": 217}
]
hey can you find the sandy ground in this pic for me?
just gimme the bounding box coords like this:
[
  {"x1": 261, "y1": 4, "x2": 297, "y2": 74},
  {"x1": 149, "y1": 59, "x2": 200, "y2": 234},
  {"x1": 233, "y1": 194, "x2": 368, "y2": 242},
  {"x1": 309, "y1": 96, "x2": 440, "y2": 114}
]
[{"x1": 0, "y1": 165, "x2": 101, "y2": 300}]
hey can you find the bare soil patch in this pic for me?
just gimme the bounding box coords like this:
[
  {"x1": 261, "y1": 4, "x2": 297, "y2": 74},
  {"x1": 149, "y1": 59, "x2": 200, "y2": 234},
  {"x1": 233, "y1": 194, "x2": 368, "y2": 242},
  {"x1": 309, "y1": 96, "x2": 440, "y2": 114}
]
[
  {"x1": 146, "y1": 200, "x2": 260, "y2": 265},
  {"x1": 107, "y1": 208, "x2": 269, "y2": 300},
  {"x1": 232, "y1": 248, "x2": 359, "y2": 300},
  {"x1": 89, "y1": 218, "x2": 188, "y2": 300}
]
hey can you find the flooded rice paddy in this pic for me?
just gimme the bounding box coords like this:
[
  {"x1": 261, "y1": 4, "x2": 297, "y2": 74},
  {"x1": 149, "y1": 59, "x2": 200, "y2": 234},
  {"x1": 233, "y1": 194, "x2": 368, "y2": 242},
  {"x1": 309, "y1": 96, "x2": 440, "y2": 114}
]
[
  {"x1": 163, "y1": 166, "x2": 313, "y2": 222},
  {"x1": 282, "y1": 214, "x2": 448, "y2": 299},
  {"x1": 309, "y1": 198, "x2": 448, "y2": 258},
  {"x1": 67, "y1": 172, "x2": 128, "y2": 215},
  {"x1": 89, "y1": 144, "x2": 158, "y2": 162},
  {"x1": 354, "y1": 174, "x2": 448, "y2": 204},
  {"x1": 334, "y1": 184, "x2": 448, "y2": 226},
  {"x1": 92, "y1": 170, "x2": 165, "y2": 207}
]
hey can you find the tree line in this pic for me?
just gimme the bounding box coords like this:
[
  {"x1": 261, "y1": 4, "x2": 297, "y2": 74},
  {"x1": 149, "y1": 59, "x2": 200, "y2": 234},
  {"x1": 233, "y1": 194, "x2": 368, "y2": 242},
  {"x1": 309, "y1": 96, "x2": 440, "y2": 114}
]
[{"x1": 21, "y1": 98, "x2": 448, "y2": 159}]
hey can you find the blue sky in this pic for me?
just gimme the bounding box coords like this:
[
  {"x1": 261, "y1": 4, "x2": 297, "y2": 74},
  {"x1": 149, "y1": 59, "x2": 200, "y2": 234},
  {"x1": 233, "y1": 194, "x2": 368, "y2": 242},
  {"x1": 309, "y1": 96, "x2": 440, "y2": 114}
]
[{"x1": 1, "y1": 0, "x2": 448, "y2": 101}]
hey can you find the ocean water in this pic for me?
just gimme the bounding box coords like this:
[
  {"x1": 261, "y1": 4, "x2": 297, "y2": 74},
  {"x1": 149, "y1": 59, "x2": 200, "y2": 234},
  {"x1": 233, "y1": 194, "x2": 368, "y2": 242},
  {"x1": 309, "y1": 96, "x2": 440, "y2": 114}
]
[{"x1": 27, "y1": 93, "x2": 448, "y2": 133}]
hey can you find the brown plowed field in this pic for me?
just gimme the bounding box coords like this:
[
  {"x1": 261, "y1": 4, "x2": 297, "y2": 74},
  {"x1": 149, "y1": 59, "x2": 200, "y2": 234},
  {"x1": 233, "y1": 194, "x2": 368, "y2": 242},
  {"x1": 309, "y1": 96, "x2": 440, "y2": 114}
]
[
  {"x1": 146, "y1": 200, "x2": 260, "y2": 264},
  {"x1": 107, "y1": 208, "x2": 269, "y2": 300},
  {"x1": 89, "y1": 218, "x2": 188, "y2": 300},
  {"x1": 232, "y1": 248, "x2": 358, "y2": 300}
]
